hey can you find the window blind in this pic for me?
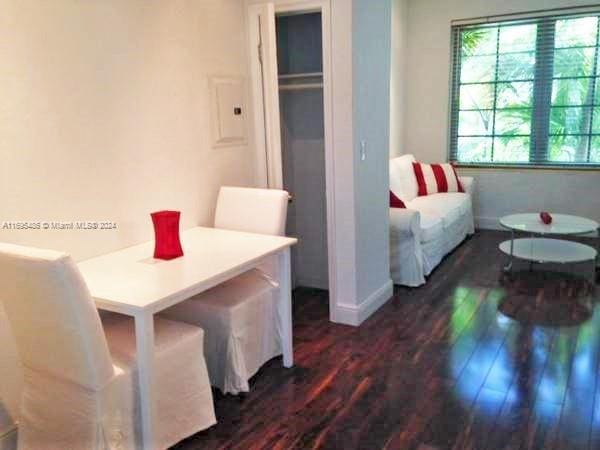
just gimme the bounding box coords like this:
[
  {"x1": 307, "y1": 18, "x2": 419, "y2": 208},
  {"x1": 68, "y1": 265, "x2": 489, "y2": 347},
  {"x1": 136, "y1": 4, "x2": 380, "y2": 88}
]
[{"x1": 449, "y1": 8, "x2": 600, "y2": 168}]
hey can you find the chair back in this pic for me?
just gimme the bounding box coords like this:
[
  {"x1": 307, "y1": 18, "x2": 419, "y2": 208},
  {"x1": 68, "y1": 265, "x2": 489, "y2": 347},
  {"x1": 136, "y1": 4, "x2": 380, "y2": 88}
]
[
  {"x1": 0, "y1": 243, "x2": 114, "y2": 391},
  {"x1": 214, "y1": 187, "x2": 289, "y2": 236}
]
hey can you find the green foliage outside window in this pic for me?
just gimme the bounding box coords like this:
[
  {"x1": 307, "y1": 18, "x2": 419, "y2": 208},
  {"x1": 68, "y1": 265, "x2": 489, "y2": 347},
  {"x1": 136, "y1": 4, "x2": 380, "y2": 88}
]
[{"x1": 451, "y1": 14, "x2": 600, "y2": 167}]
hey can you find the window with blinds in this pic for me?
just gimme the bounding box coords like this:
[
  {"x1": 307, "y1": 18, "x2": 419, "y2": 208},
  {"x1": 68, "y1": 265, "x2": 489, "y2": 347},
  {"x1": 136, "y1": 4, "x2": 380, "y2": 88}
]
[{"x1": 449, "y1": 11, "x2": 600, "y2": 168}]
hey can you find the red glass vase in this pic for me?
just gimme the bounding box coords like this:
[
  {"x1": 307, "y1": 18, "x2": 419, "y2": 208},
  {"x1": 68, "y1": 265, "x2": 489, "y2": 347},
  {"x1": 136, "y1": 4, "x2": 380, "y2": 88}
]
[{"x1": 151, "y1": 211, "x2": 184, "y2": 260}]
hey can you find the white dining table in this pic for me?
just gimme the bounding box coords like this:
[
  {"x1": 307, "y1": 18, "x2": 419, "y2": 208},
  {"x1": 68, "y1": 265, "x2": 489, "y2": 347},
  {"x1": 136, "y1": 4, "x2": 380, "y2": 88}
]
[{"x1": 77, "y1": 226, "x2": 297, "y2": 450}]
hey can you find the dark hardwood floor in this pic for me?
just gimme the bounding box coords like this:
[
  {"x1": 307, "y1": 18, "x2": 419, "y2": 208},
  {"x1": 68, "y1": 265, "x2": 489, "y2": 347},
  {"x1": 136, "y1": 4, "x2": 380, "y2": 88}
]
[{"x1": 175, "y1": 230, "x2": 600, "y2": 450}]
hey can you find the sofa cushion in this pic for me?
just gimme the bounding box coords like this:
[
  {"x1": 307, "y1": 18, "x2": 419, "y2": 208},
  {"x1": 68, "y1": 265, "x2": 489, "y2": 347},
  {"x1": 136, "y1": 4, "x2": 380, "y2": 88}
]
[
  {"x1": 407, "y1": 193, "x2": 471, "y2": 228},
  {"x1": 390, "y1": 154, "x2": 418, "y2": 202}
]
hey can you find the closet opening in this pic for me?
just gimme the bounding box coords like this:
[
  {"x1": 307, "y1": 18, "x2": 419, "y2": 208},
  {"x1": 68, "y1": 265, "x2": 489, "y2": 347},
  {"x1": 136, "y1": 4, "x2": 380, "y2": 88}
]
[{"x1": 276, "y1": 12, "x2": 328, "y2": 292}]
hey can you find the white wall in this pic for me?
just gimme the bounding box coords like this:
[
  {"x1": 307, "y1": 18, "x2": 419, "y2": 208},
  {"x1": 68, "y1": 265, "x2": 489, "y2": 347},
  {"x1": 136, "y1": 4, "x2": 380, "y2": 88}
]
[
  {"x1": 328, "y1": 0, "x2": 361, "y2": 322},
  {"x1": 353, "y1": 0, "x2": 394, "y2": 310},
  {"x1": 390, "y1": 0, "x2": 408, "y2": 157},
  {"x1": 403, "y1": 0, "x2": 600, "y2": 226},
  {"x1": 0, "y1": 0, "x2": 256, "y2": 261},
  {"x1": 0, "y1": 0, "x2": 254, "y2": 440}
]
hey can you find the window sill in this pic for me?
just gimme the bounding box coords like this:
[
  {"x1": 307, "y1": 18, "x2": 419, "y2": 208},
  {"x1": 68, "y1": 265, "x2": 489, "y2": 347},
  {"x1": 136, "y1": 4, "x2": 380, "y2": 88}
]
[{"x1": 453, "y1": 163, "x2": 600, "y2": 172}]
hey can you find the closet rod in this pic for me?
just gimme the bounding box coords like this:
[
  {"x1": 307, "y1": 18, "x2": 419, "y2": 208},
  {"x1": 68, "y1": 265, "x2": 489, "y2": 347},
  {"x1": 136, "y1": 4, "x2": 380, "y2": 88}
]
[
  {"x1": 279, "y1": 83, "x2": 323, "y2": 91},
  {"x1": 278, "y1": 72, "x2": 323, "y2": 80}
]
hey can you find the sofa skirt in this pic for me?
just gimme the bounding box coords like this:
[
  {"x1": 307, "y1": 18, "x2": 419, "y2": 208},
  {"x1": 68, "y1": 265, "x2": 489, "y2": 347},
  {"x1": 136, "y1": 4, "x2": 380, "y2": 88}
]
[{"x1": 391, "y1": 208, "x2": 475, "y2": 287}]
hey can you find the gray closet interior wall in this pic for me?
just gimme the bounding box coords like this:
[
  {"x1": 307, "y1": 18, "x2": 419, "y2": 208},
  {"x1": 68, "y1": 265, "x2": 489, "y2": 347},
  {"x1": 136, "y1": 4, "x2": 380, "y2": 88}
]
[{"x1": 276, "y1": 13, "x2": 328, "y2": 290}]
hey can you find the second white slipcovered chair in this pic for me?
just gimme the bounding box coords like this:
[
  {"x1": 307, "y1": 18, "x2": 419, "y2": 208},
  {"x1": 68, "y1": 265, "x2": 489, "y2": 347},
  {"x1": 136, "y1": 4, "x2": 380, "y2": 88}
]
[
  {"x1": 161, "y1": 186, "x2": 289, "y2": 395},
  {"x1": 0, "y1": 243, "x2": 216, "y2": 450}
]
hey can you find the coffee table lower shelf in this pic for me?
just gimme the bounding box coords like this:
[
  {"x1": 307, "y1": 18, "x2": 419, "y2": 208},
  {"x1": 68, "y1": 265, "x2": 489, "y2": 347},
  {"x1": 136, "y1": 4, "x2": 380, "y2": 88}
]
[{"x1": 499, "y1": 238, "x2": 597, "y2": 278}]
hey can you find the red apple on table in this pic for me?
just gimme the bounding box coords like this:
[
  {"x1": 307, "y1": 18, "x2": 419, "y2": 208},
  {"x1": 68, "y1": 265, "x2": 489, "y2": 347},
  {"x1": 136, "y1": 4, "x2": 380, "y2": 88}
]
[{"x1": 540, "y1": 211, "x2": 552, "y2": 225}]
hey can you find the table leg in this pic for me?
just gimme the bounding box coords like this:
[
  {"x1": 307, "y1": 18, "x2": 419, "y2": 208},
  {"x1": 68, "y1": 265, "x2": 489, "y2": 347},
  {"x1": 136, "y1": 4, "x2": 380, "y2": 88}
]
[
  {"x1": 596, "y1": 227, "x2": 599, "y2": 271},
  {"x1": 594, "y1": 227, "x2": 599, "y2": 283},
  {"x1": 277, "y1": 248, "x2": 293, "y2": 368},
  {"x1": 135, "y1": 312, "x2": 156, "y2": 450},
  {"x1": 503, "y1": 229, "x2": 515, "y2": 273},
  {"x1": 530, "y1": 233, "x2": 536, "y2": 271}
]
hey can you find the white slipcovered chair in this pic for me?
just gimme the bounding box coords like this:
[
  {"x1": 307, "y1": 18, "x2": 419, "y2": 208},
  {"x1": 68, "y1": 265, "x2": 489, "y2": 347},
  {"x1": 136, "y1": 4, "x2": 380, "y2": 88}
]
[
  {"x1": 0, "y1": 243, "x2": 216, "y2": 450},
  {"x1": 161, "y1": 186, "x2": 289, "y2": 395}
]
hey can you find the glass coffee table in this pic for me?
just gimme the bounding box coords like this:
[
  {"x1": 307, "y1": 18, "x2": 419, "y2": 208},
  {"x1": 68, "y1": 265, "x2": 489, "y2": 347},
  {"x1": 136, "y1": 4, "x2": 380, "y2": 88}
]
[{"x1": 499, "y1": 213, "x2": 599, "y2": 279}]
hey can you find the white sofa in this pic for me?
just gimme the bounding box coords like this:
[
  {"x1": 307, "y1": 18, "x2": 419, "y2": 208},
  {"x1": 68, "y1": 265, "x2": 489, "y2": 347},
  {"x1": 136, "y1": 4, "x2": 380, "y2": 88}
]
[{"x1": 390, "y1": 154, "x2": 475, "y2": 287}]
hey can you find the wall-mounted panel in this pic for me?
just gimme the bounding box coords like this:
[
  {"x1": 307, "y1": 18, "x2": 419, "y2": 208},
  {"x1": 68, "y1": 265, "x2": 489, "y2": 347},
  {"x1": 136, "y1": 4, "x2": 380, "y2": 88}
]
[{"x1": 210, "y1": 76, "x2": 248, "y2": 148}]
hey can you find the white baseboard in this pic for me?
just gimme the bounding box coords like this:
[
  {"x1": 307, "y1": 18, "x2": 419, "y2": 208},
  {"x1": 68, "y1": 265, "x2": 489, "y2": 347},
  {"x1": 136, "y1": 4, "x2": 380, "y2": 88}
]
[
  {"x1": 334, "y1": 279, "x2": 394, "y2": 326},
  {"x1": 0, "y1": 428, "x2": 17, "y2": 450}
]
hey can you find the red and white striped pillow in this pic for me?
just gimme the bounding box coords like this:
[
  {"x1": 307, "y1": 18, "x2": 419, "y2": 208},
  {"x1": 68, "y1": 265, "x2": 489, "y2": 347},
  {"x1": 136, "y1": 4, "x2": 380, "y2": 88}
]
[{"x1": 412, "y1": 162, "x2": 464, "y2": 196}]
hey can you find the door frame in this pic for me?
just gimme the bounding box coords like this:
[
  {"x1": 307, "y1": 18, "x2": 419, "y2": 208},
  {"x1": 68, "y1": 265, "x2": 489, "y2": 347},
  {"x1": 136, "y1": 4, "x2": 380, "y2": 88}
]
[{"x1": 246, "y1": 0, "x2": 339, "y2": 322}]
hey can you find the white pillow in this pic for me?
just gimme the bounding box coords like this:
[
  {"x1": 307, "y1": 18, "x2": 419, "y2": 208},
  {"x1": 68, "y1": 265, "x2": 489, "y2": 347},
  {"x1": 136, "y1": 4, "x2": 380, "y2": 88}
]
[{"x1": 389, "y1": 154, "x2": 418, "y2": 202}]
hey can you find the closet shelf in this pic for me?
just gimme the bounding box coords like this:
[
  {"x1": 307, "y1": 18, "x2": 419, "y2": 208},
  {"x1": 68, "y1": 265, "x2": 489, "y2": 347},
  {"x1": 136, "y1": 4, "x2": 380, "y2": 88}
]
[{"x1": 279, "y1": 83, "x2": 323, "y2": 91}]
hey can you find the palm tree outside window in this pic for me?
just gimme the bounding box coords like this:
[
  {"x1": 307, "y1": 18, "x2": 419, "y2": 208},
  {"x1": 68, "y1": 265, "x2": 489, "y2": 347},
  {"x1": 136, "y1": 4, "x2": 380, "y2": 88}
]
[{"x1": 449, "y1": 10, "x2": 600, "y2": 168}]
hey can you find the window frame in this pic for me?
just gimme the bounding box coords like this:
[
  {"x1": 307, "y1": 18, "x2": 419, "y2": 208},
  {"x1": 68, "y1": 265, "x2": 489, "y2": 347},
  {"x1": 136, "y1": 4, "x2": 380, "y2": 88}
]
[{"x1": 448, "y1": 10, "x2": 600, "y2": 170}]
